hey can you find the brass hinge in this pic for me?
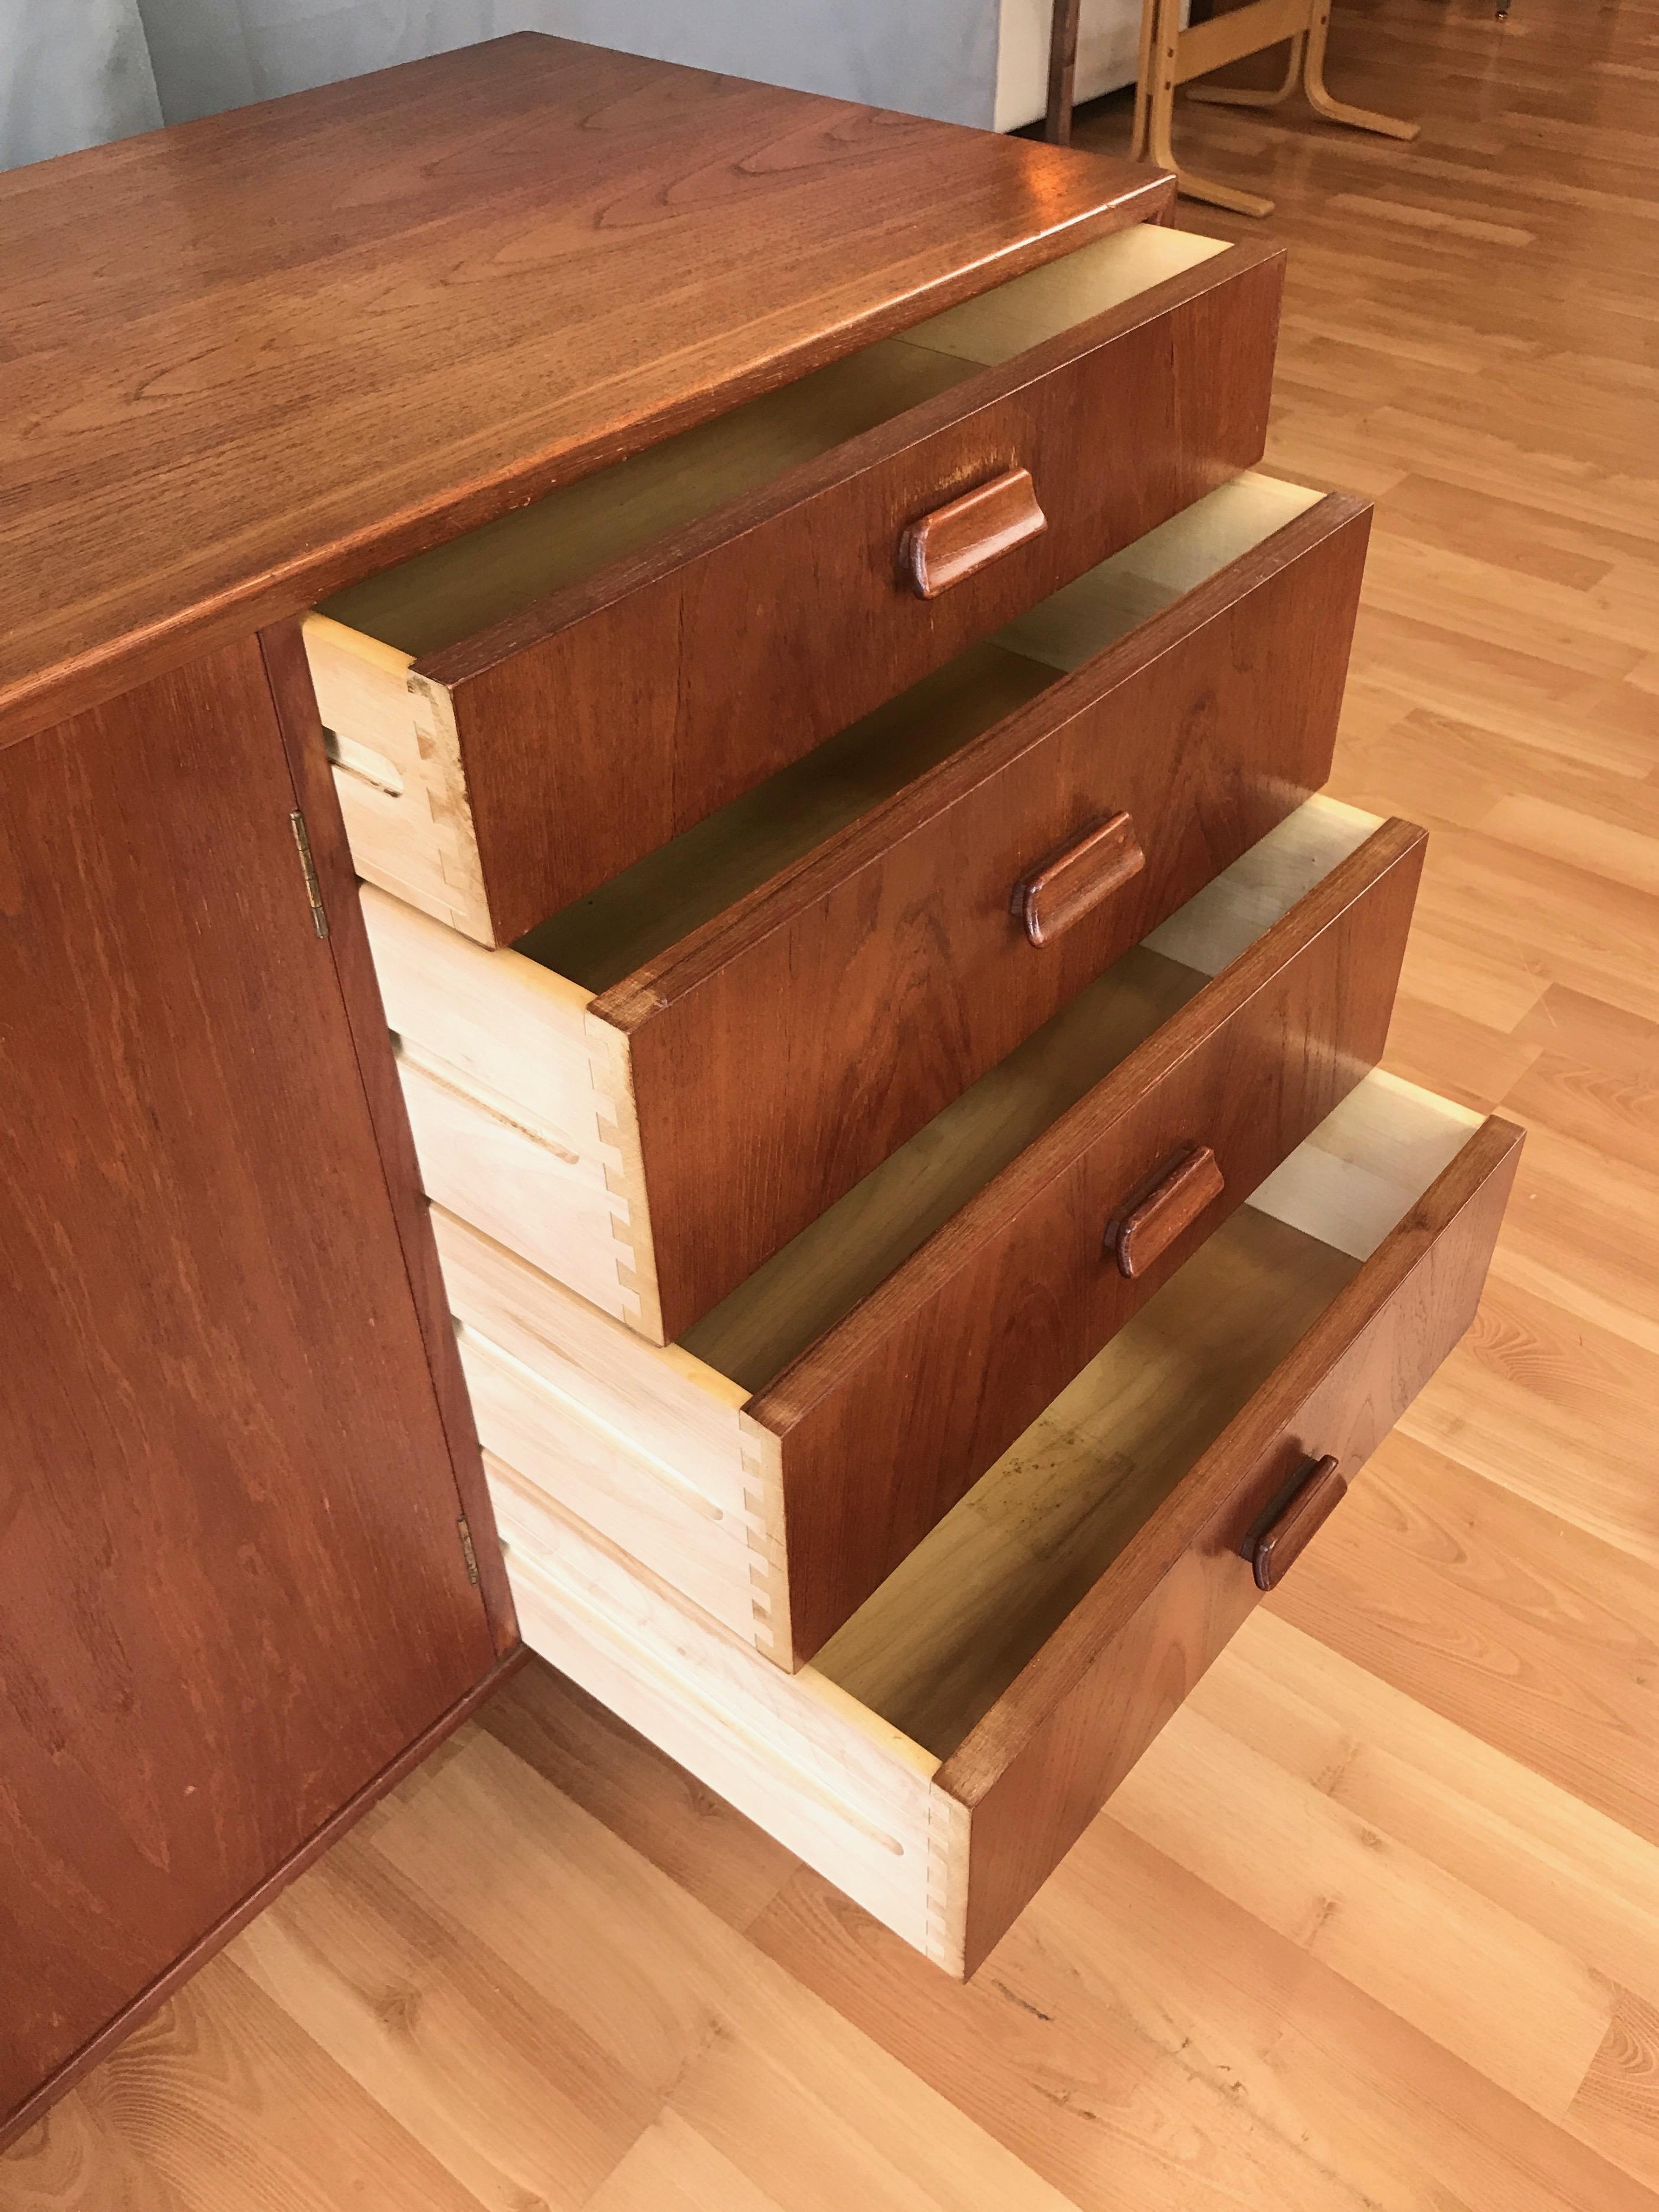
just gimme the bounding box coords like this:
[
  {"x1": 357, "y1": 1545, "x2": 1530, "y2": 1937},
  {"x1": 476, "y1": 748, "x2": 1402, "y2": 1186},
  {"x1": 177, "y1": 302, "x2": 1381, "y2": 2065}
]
[
  {"x1": 457, "y1": 1515, "x2": 481, "y2": 1587},
  {"x1": 288, "y1": 809, "x2": 329, "y2": 937}
]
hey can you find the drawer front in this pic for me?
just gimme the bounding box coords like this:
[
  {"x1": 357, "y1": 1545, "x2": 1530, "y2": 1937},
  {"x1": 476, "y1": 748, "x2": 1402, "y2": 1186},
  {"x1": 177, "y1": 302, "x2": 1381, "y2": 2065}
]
[
  {"x1": 758, "y1": 818, "x2": 1427, "y2": 1665},
  {"x1": 490, "y1": 1104, "x2": 1521, "y2": 1977},
  {"x1": 604, "y1": 492, "x2": 1369, "y2": 1337},
  {"x1": 939, "y1": 1112, "x2": 1523, "y2": 1975},
  {"x1": 427, "y1": 240, "x2": 1285, "y2": 943}
]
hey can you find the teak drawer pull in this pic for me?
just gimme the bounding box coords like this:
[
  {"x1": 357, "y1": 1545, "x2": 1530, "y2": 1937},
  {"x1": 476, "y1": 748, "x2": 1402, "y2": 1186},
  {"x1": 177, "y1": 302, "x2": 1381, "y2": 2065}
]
[
  {"x1": 1106, "y1": 1145, "x2": 1225, "y2": 1279},
  {"x1": 900, "y1": 467, "x2": 1047, "y2": 599},
  {"x1": 1244, "y1": 1455, "x2": 1347, "y2": 1591},
  {"x1": 1010, "y1": 812, "x2": 1146, "y2": 946}
]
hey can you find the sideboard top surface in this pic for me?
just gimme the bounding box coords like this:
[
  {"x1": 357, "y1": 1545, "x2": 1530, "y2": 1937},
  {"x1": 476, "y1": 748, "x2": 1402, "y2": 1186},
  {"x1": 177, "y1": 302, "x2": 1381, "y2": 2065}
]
[{"x1": 0, "y1": 32, "x2": 1171, "y2": 744}]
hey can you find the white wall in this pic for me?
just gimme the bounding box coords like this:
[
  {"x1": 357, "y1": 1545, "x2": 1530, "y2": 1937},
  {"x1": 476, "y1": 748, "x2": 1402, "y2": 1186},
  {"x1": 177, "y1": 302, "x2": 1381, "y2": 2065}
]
[
  {"x1": 1, "y1": 0, "x2": 1151, "y2": 180},
  {"x1": 132, "y1": 0, "x2": 1006, "y2": 130},
  {"x1": 994, "y1": 0, "x2": 1145, "y2": 132},
  {"x1": 1, "y1": 0, "x2": 161, "y2": 166}
]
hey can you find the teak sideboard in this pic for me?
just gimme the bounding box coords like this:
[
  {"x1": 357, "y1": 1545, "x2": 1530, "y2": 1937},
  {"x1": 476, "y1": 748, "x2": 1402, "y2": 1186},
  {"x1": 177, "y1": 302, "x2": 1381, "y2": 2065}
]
[{"x1": 0, "y1": 33, "x2": 1521, "y2": 2141}]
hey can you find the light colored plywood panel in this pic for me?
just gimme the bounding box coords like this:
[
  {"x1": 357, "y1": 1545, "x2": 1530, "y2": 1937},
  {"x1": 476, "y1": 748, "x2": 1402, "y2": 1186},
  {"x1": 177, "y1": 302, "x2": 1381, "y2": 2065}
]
[
  {"x1": 1141, "y1": 793, "x2": 1378, "y2": 974},
  {"x1": 304, "y1": 615, "x2": 488, "y2": 940},
  {"x1": 495, "y1": 1491, "x2": 944, "y2": 1962},
  {"x1": 363, "y1": 884, "x2": 603, "y2": 1147},
  {"x1": 993, "y1": 469, "x2": 1323, "y2": 671},
  {"x1": 1249, "y1": 1068, "x2": 1481, "y2": 1260},
  {"x1": 396, "y1": 1051, "x2": 642, "y2": 1330},
  {"x1": 899, "y1": 223, "x2": 1230, "y2": 365},
  {"x1": 431, "y1": 1207, "x2": 750, "y2": 1505},
  {"x1": 461, "y1": 1333, "x2": 762, "y2": 1647},
  {"x1": 365, "y1": 888, "x2": 664, "y2": 1340}
]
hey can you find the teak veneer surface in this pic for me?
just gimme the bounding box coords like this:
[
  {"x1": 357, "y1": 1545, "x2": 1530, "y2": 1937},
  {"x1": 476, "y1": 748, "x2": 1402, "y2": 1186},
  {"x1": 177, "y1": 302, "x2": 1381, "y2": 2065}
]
[
  {"x1": 386, "y1": 474, "x2": 1364, "y2": 1345},
  {"x1": 309, "y1": 223, "x2": 1279, "y2": 941},
  {"x1": 15, "y1": 0, "x2": 1657, "y2": 2200},
  {"x1": 0, "y1": 32, "x2": 1169, "y2": 746},
  {"x1": 488, "y1": 1080, "x2": 1517, "y2": 1974},
  {"x1": 585, "y1": 481, "x2": 1368, "y2": 1335},
  {"x1": 0, "y1": 640, "x2": 499, "y2": 2135},
  {"x1": 432, "y1": 798, "x2": 1425, "y2": 1668}
]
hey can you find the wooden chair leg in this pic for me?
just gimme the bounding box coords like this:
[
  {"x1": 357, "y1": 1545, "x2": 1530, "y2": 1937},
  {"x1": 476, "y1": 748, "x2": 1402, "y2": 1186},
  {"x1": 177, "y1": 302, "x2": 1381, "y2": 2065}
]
[
  {"x1": 1131, "y1": 0, "x2": 1160, "y2": 161},
  {"x1": 1168, "y1": 164, "x2": 1277, "y2": 216},
  {"x1": 1045, "y1": 0, "x2": 1083, "y2": 144},
  {"x1": 1188, "y1": 32, "x2": 1305, "y2": 108},
  {"x1": 1139, "y1": 0, "x2": 1276, "y2": 216},
  {"x1": 1302, "y1": 0, "x2": 1421, "y2": 139}
]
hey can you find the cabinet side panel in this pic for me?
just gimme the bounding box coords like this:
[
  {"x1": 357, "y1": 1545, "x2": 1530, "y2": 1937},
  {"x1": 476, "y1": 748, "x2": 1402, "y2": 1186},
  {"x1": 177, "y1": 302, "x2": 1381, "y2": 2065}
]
[{"x1": 0, "y1": 637, "x2": 497, "y2": 2127}]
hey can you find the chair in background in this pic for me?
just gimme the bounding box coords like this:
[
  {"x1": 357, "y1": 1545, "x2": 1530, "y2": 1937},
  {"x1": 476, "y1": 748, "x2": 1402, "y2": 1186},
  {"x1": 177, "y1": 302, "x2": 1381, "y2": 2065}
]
[{"x1": 1047, "y1": 0, "x2": 1419, "y2": 215}]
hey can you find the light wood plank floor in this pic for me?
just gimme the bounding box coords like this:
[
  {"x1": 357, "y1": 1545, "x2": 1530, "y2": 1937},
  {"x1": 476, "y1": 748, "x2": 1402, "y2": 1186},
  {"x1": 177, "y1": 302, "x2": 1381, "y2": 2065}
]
[{"x1": 8, "y1": 2, "x2": 1656, "y2": 2202}]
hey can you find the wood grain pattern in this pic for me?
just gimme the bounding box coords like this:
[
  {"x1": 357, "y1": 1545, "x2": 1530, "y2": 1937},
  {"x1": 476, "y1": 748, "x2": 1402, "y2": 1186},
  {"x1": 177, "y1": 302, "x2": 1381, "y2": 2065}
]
[
  {"x1": 22, "y1": 5, "x2": 1654, "y2": 2198},
  {"x1": 1011, "y1": 809, "x2": 1146, "y2": 946},
  {"x1": 1248, "y1": 1453, "x2": 1347, "y2": 1589},
  {"x1": 0, "y1": 35, "x2": 1171, "y2": 749},
  {"x1": 1110, "y1": 1143, "x2": 1227, "y2": 1276},
  {"x1": 421, "y1": 238, "x2": 1285, "y2": 940},
  {"x1": 416, "y1": 799, "x2": 1412, "y2": 1665},
  {"x1": 418, "y1": 797, "x2": 1415, "y2": 1666},
  {"x1": 941, "y1": 1115, "x2": 1522, "y2": 1974},
  {"x1": 429, "y1": 1203, "x2": 787, "y2": 1659},
  {"x1": 369, "y1": 477, "x2": 1364, "y2": 1344},
  {"x1": 755, "y1": 813, "x2": 1425, "y2": 1663},
  {"x1": 493, "y1": 1491, "x2": 946, "y2": 1965},
  {"x1": 0, "y1": 641, "x2": 498, "y2": 2136},
  {"x1": 481, "y1": 1081, "x2": 1514, "y2": 1973},
  {"x1": 900, "y1": 466, "x2": 1049, "y2": 598},
  {"x1": 602, "y1": 486, "x2": 1368, "y2": 1335},
  {"x1": 312, "y1": 225, "x2": 1232, "y2": 665},
  {"x1": 0, "y1": 1649, "x2": 524, "y2": 2157}
]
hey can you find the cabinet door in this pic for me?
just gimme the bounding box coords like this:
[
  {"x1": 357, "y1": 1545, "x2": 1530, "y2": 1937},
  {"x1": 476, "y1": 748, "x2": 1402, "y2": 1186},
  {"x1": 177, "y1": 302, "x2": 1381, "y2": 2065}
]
[{"x1": 0, "y1": 638, "x2": 500, "y2": 2135}]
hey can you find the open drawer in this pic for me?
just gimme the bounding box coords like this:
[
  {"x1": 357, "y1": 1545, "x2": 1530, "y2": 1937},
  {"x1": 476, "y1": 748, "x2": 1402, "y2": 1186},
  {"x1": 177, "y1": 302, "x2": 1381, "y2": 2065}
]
[
  {"x1": 371, "y1": 474, "x2": 1369, "y2": 1343},
  {"x1": 431, "y1": 794, "x2": 1426, "y2": 1671},
  {"x1": 494, "y1": 1075, "x2": 1523, "y2": 1977},
  {"x1": 303, "y1": 223, "x2": 1284, "y2": 944}
]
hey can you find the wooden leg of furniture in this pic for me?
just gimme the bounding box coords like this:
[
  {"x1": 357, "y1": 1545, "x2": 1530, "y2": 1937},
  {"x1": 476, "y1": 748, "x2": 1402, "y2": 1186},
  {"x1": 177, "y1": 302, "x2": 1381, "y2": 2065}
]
[
  {"x1": 1139, "y1": 0, "x2": 1279, "y2": 218},
  {"x1": 1045, "y1": 0, "x2": 1084, "y2": 143},
  {"x1": 1131, "y1": 0, "x2": 1159, "y2": 159},
  {"x1": 1302, "y1": 0, "x2": 1421, "y2": 137},
  {"x1": 1188, "y1": 31, "x2": 1305, "y2": 107},
  {"x1": 1170, "y1": 165, "x2": 1277, "y2": 218},
  {"x1": 1140, "y1": 0, "x2": 1418, "y2": 211}
]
